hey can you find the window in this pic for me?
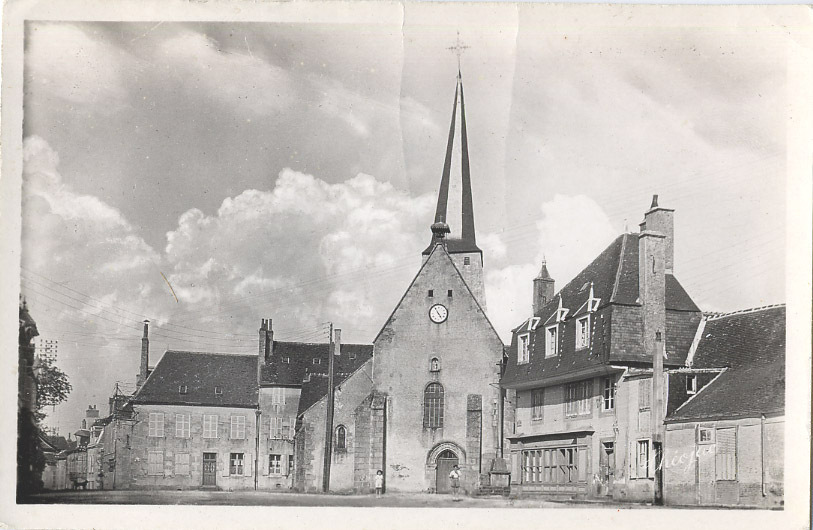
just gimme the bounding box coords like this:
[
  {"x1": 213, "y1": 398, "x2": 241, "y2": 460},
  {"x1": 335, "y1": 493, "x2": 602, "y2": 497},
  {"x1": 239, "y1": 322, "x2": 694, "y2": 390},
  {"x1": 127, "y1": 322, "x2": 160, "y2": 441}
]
[
  {"x1": 546, "y1": 326, "x2": 558, "y2": 357},
  {"x1": 269, "y1": 416, "x2": 283, "y2": 439},
  {"x1": 447, "y1": 289, "x2": 453, "y2": 297},
  {"x1": 636, "y1": 440, "x2": 651, "y2": 478},
  {"x1": 522, "y1": 447, "x2": 584, "y2": 484},
  {"x1": 287, "y1": 455, "x2": 294, "y2": 476},
  {"x1": 282, "y1": 357, "x2": 290, "y2": 364},
  {"x1": 698, "y1": 427, "x2": 715, "y2": 444},
  {"x1": 175, "y1": 414, "x2": 191, "y2": 438},
  {"x1": 686, "y1": 375, "x2": 698, "y2": 395},
  {"x1": 715, "y1": 428, "x2": 737, "y2": 480},
  {"x1": 175, "y1": 453, "x2": 190, "y2": 476},
  {"x1": 428, "y1": 289, "x2": 434, "y2": 297},
  {"x1": 147, "y1": 450, "x2": 163, "y2": 476},
  {"x1": 230, "y1": 453, "x2": 244, "y2": 475},
  {"x1": 565, "y1": 380, "x2": 592, "y2": 417},
  {"x1": 464, "y1": 257, "x2": 470, "y2": 265},
  {"x1": 638, "y1": 379, "x2": 651, "y2": 411},
  {"x1": 430, "y1": 357, "x2": 440, "y2": 372},
  {"x1": 214, "y1": 386, "x2": 223, "y2": 395},
  {"x1": 531, "y1": 389, "x2": 544, "y2": 420},
  {"x1": 335, "y1": 425, "x2": 347, "y2": 450},
  {"x1": 230, "y1": 415, "x2": 246, "y2": 440},
  {"x1": 269, "y1": 454, "x2": 282, "y2": 474},
  {"x1": 281, "y1": 417, "x2": 296, "y2": 439},
  {"x1": 178, "y1": 385, "x2": 188, "y2": 394},
  {"x1": 148, "y1": 413, "x2": 164, "y2": 437},
  {"x1": 313, "y1": 358, "x2": 321, "y2": 365},
  {"x1": 518, "y1": 334, "x2": 530, "y2": 364},
  {"x1": 203, "y1": 414, "x2": 218, "y2": 438},
  {"x1": 575, "y1": 316, "x2": 590, "y2": 349},
  {"x1": 602, "y1": 377, "x2": 615, "y2": 411},
  {"x1": 423, "y1": 382, "x2": 445, "y2": 428}
]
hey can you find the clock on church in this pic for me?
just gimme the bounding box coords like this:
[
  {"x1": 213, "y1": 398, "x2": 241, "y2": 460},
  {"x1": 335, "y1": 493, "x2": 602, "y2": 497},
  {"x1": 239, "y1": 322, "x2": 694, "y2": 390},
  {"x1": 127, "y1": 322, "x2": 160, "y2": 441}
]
[{"x1": 429, "y1": 304, "x2": 448, "y2": 323}]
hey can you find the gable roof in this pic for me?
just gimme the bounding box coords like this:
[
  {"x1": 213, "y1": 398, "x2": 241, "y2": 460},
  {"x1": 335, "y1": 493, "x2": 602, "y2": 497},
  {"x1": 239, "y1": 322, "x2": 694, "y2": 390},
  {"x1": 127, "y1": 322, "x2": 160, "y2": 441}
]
[
  {"x1": 375, "y1": 242, "x2": 502, "y2": 345},
  {"x1": 260, "y1": 341, "x2": 373, "y2": 387},
  {"x1": 297, "y1": 358, "x2": 373, "y2": 416},
  {"x1": 666, "y1": 305, "x2": 785, "y2": 422},
  {"x1": 133, "y1": 350, "x2": 258, "y2": 408}
]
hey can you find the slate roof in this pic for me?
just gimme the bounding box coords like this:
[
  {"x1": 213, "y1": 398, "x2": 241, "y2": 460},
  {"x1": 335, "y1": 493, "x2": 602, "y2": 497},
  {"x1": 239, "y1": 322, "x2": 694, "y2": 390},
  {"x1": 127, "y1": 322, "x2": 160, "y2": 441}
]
[
  {"x1": 40, "y1": 433, "x2": 70, "y2": 452},
  {"x1": 667, "y1": 305, "x2": 785, "y2": 422},
  {"x1": 297, "y1": 357, "x2": 373, "y2": 416},
  {"x1": 501, "y1": 233, "x2": 701, "y2": 388},
  {"x1": 422, "y1": 237, "x2": 482, "y2": 256},
  {"x1": 260, "y1": 341, "x2": 373, "y2": 387},
  {"x1": 133, "y1": 350, "x2": 258, "y2": 408}
]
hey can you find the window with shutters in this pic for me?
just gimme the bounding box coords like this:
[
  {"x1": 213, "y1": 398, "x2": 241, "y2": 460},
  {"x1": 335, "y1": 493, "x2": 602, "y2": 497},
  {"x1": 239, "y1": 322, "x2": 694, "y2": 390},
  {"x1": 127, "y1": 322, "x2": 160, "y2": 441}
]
[
  {"x1": 575, "y1": 316, "x2": 590, "y2": 349},
  {"x1": 546, "y1": 325, "x2": 558, "y2": 357},
  {"x1": 148, "y1": 413, "x2": 164, "y2": 437},
  {"x1": 565, "y1": 380, "x2": 592, "y2": 417},
  {"x1": 531, "y1": 389, "x2": 544, "y2": 420},
  {"x1": 269, "y1": 454, "x2": 282, "y2": 474},
  {"x1": 522, "y1": 447, "x2": 584, "y2": 484},
  {"x1": 715, "y1": 428, "x2": 737, "y2": 481},
  {"x1": 638, "y1": 379, "x2": 651, "y2": 411},
  {"x1": 230, "y1": 415, "x2": 246, "y2": 440},
  {"x1": 287, "y1": 455, "x2": 294, "y2": 476},
  {"x1": 203, "y1": 414, "x2": 218, "y2": 438},
  {"x1": 147, "y1": 450, "x2": 163, "y2": 475},
  {"x1": 175, "y1": 414, "x2": 190, "y2": 438},
  {"x1": 423, "y1": 382, "x2": 444, "y2": 428},
  {"x1": 636, "y1": 440, "x2": 651, "y2": 478},
  {"x1": 230, "y1": 453, "x2": 244, "y2": 475},
  {"x1": 518, "y1": 334, "x2": 530, "y2": 364},
  {"x1": 175, "y1": 453, "x2": 190, "y2": 476},
  {"x1": 269, "y1": 416, "x2": 283, "y2": 439}
]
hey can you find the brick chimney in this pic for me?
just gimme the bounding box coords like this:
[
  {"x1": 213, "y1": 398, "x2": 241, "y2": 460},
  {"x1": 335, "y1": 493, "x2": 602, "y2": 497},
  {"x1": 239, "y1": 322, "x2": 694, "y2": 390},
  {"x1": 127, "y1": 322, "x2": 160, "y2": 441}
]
[
  {"x1": 136, "y1": 320, "x2": 150, "y2": 389},
  {"x1": 258, "y1": 318, "x2": 274, "y2": 381},
  {"x1": 532, "y1": 260, "x2": 555, "y2": 316},
  {"x1": 639, "y1": 194, "x2": 675, "y2": 274},
  {"x1": 638, "y1": 200, "x2": 667, "y2": 366}
]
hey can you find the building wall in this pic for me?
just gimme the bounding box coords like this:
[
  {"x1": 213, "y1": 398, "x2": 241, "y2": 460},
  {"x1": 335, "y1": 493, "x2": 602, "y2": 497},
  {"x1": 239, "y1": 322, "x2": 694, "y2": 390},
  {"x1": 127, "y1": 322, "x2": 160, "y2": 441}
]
[
  {"x1": 664, "y1": 416, "x2": 784, "y2": 507},
  {"x1": 257, "y1": 387, "x2": 300, "y2": 490},
  {"x1": 129, "y1": 404, "x2": 258, "y2": 490},
  {"x1": 373, "y1": 248, "x2": 503, "y2": 493}
]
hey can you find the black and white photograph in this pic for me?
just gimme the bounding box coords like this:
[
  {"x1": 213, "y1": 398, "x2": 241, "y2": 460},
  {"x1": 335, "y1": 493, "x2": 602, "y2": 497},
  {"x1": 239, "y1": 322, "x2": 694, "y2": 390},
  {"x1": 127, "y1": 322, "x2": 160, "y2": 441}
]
[{"x1": 2, "y1": 1, "x2": 810, "y2": 528}]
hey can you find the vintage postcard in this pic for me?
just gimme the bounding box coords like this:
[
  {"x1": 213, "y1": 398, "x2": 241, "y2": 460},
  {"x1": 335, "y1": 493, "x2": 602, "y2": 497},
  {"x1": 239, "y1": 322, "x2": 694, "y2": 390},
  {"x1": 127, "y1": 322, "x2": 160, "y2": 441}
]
[{"x1": 2, "y1": 1, "x2": 810, "y2": 528}]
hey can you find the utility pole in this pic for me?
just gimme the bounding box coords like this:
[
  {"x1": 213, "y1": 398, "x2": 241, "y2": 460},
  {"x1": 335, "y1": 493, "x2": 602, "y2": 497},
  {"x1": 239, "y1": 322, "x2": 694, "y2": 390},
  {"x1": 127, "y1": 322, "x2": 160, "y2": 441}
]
[
  {"x1": 652, "y1": 331, "x2": 665, "y2": 505},
  {"x1": 322, "y1": 324, "x2": 338, "y2": 492}
]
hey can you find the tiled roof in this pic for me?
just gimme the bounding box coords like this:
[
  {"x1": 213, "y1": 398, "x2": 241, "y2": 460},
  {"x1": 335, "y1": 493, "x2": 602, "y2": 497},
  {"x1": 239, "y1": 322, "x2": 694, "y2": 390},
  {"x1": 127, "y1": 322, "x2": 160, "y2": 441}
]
[
  {"x1": 260, "y1": 342, "x2": 373, "y2": 387},
  {"x1": 133, "y1": 350, "x2": 258, "y2": 408},
  {"x1": 40, "y1": 433, "x2": 70, "y2": 452},
  {"x1": 422, "y1": 237, "x2": 482, "y2": 256},
  {"x1": 501, "y1": 233, "x2": 700, "y2": 387},
  {"x1": 296, "y1": 353, "x2": 373, "y2": 415},
  {"x1": 667, "y1": 305, "x2": 785, "y2": 422}
]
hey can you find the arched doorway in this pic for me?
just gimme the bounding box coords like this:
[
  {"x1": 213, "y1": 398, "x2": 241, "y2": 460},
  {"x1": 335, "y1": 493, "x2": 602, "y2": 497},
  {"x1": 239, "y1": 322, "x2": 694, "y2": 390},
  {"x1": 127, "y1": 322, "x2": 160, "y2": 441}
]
[{"x1": 435, "y1": 449, "x2": 459, "y2": 494}]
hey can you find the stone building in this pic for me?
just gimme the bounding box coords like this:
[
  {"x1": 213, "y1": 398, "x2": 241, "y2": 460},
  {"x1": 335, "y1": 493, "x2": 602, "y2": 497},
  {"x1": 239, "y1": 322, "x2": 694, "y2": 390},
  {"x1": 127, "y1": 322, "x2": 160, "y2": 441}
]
[
  {"x1": 663, "y1": 305, "x2": 785, "y2": 507},
  {"x1": 295, "y1": 71, "x2": 505, "y2": 495},
  {"x1": 501, "y1": 196, "x2": 703, "y2": 501}
]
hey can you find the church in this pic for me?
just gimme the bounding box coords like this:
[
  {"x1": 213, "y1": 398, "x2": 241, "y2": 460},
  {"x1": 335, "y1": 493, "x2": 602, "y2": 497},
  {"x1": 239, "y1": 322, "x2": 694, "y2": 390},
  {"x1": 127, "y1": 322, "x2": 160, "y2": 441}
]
[{"x1": 294, "y1": 70, "x2": 506, "y2": 494}]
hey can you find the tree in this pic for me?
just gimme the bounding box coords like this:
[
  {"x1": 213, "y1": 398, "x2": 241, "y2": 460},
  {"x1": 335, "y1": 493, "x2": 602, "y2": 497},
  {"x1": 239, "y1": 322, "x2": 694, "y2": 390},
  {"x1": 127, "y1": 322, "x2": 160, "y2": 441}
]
[{"x1": 36, "y1": 355, "x2": 72, "y2": 413}]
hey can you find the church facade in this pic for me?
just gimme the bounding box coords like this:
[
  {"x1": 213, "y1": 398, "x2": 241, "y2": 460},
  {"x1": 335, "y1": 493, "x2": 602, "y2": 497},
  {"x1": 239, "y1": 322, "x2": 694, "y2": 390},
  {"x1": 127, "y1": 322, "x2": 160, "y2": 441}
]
[{"x1": 294, "y1": 72, "x2": 505, "y2": 494}]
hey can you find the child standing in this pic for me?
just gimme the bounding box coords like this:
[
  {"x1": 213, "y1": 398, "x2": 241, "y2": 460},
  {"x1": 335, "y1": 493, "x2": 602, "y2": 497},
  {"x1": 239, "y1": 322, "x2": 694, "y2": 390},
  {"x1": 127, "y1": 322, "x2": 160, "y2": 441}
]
[
  {"x1": 449, "y1": 465, "x2": 461, "y2": 501},
  {"x1": 374, "y1": 470, "x2": 384, "y2": 498}
]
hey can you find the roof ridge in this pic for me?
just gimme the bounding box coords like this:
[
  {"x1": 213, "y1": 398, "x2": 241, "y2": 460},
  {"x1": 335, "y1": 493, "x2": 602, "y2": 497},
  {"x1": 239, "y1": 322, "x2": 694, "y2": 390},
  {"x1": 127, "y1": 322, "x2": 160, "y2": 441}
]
[
  {"x1": 165, "y1": 349, "x2": 256, "y2": 357},
  {"x1": 609, "y1": 233, "x2": 628, "y2": 304},
  {"x1": 704, "y1": 303, "x2": 786, "y2": 321}
]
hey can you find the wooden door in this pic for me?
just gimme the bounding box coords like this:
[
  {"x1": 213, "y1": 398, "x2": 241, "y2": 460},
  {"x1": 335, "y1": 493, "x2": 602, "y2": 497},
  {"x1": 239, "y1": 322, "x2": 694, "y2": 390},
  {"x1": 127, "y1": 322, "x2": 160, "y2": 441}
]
[
  {"x1": 203, "y1": 453, "x2": 217, "y2": 486},
  {"x1": 435, "y1": 450, "x2": 458, "y2": 494}
]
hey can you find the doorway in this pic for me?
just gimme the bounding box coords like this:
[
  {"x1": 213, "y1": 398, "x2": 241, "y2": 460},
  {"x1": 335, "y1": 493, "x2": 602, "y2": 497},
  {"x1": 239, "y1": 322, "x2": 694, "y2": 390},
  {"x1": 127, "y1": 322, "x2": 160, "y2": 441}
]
[
  {"x1": 203, "y1": 453, "x2": 217, "y2": 486},
  {"x1": 599, "y1": 442, "x2": 615, "y2": 496},
  {"x1": 435, "y1": 450, "x2": 459, "y2": 494}
]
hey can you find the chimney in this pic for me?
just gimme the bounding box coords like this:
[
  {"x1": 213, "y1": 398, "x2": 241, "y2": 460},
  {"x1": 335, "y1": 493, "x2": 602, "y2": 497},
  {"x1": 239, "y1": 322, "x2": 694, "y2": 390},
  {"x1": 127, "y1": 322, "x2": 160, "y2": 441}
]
[
  {"x1": 137, "y1": 320, "x2": 150, "y2": 389},
  {"x1": 639, "y1": 203, "x2": 667, "y2": 370},
  {"x1": 532, "y1": 260, "x2": 555, "y2": 316},
  {"x1": 641, "y1": 194, "x2": 675, "y2": 273}
]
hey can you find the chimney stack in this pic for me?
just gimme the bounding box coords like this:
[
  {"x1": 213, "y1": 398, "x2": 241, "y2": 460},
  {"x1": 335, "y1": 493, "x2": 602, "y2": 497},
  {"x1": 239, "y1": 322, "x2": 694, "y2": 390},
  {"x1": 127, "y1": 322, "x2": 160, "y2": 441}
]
[
  {"x1": 640, "y1": 194, "x2": 675, "y2": 274},
  {"x1": 638, "y1": 197, "x2": 667, "y2": 370},
  {"x1": 137, "y1": 320, "x2": 150, "y2": 389},
  {"x1": 532, "y1": 260, "x2": 555, "y2": 316}
]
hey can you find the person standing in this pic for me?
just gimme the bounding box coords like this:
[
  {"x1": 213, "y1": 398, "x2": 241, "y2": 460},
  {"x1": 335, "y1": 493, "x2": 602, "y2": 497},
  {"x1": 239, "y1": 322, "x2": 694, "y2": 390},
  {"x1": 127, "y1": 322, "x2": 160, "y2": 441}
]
[
  {"x1": 449, "y1": 465, "x2": 461, "y2": 501},
  {"x1": 374, "y1": 470, "x2": 384, "y2": 498}
]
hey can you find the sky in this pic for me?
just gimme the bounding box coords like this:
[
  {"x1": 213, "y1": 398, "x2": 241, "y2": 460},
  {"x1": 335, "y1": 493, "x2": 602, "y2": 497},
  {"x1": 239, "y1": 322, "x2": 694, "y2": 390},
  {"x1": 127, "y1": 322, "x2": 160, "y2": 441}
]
[{"x1": 19, "y1": 6, "x2": 790, "y2": 433}]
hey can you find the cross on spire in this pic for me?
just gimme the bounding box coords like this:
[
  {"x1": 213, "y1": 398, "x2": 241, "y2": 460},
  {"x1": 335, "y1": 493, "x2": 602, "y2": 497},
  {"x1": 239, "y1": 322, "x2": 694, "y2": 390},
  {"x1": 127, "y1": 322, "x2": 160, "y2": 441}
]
[{"x1": 446, "y1": 31, "x2": 469, "y2": 74}]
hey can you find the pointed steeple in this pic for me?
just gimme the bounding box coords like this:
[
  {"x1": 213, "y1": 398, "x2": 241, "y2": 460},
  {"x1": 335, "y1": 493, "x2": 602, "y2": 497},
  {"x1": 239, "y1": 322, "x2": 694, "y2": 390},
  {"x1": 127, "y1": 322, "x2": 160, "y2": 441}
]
[{"x1": 424, "y1": 71, "x2": 481, "y2": 256}]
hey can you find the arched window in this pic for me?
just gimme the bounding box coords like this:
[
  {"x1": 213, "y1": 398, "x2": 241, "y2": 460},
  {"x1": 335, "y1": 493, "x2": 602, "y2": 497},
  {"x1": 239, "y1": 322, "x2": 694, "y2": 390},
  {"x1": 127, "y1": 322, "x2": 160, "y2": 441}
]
[
  {"x1": 430, "y1": 357, "x2": 440, "y2": 372},
  {"x1": 423, "y1": 383, "x2": 445, "y2": 428},
  {"x1": 335, "y1": 425, "x2": 347, "y2": 450}
]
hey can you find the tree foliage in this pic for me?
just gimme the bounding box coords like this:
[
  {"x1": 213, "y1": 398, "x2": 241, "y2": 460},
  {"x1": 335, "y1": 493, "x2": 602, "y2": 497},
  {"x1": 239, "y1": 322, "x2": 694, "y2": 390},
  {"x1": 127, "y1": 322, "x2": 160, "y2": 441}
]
[{"x1": 36, "y1": 355, "x2": 72, "y2": 411}]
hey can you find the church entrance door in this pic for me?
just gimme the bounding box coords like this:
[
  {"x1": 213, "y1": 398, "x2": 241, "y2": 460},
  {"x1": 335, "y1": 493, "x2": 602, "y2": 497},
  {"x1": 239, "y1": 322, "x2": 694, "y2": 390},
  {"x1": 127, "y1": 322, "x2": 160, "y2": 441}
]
[{"x1": 435, "y1": 450, "x2": 459, "y2": 494}]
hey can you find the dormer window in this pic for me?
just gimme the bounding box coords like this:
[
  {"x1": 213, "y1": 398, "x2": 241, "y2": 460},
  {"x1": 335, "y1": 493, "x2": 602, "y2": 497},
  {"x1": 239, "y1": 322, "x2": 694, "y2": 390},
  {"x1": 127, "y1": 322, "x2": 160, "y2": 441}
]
[
  {"x1": 178, "y1": 385, "x2": 188, "y2": 395},
  {"x1": 282, "y1": 357, "x2": 290, "y2": 364},
  {"x1": 587, "y1": 284, "x2": 601, "y2": 312},
  {"x1": 518, "y1": 334, "x2": 530, "y2": 364},
  {"x1": 313, "y1": 358, "x2": 321, "y2": 365},
  {"x1": 686, "y1": 375, "x2": 698, "y2": 395},
  {"x1": 545, "y1": 325, "x2": 558, "y2": 357},
  {"x1": 214, "y1": 386, "x2": 223, "y2": 395},
  {"x1": 555, "y1": 297, "x2": 569, "y2": 322},
  {"x1": 575, "y1": 316, "x2": 590, "y2": 350}
]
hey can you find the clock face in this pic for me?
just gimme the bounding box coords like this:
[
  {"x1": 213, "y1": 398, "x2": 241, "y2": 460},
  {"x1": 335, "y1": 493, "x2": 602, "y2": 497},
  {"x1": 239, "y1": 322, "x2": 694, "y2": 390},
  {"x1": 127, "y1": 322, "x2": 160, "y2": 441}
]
[{"x1": 429, "y1": 304, "x2": 448, "y2": 324}]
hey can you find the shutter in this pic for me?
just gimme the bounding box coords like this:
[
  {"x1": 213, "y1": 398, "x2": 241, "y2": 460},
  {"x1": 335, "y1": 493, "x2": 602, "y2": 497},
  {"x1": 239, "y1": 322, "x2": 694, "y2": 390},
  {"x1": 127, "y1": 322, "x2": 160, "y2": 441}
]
[
  {"x1": 630, "y1": 444, "x2": 638, "y2": 479},
  {"x1": 262, "y1": 454, "x2": 269, "y2": 476},
  {"x1": 245, "y1": 453, "x2": 252, "y2": 477},
  {"x1": 221, "y1": 454, "x2": 230, "y2": 477},
  {"x1": 716, "y1": 428, "x2": 736, "y2": 480}
]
